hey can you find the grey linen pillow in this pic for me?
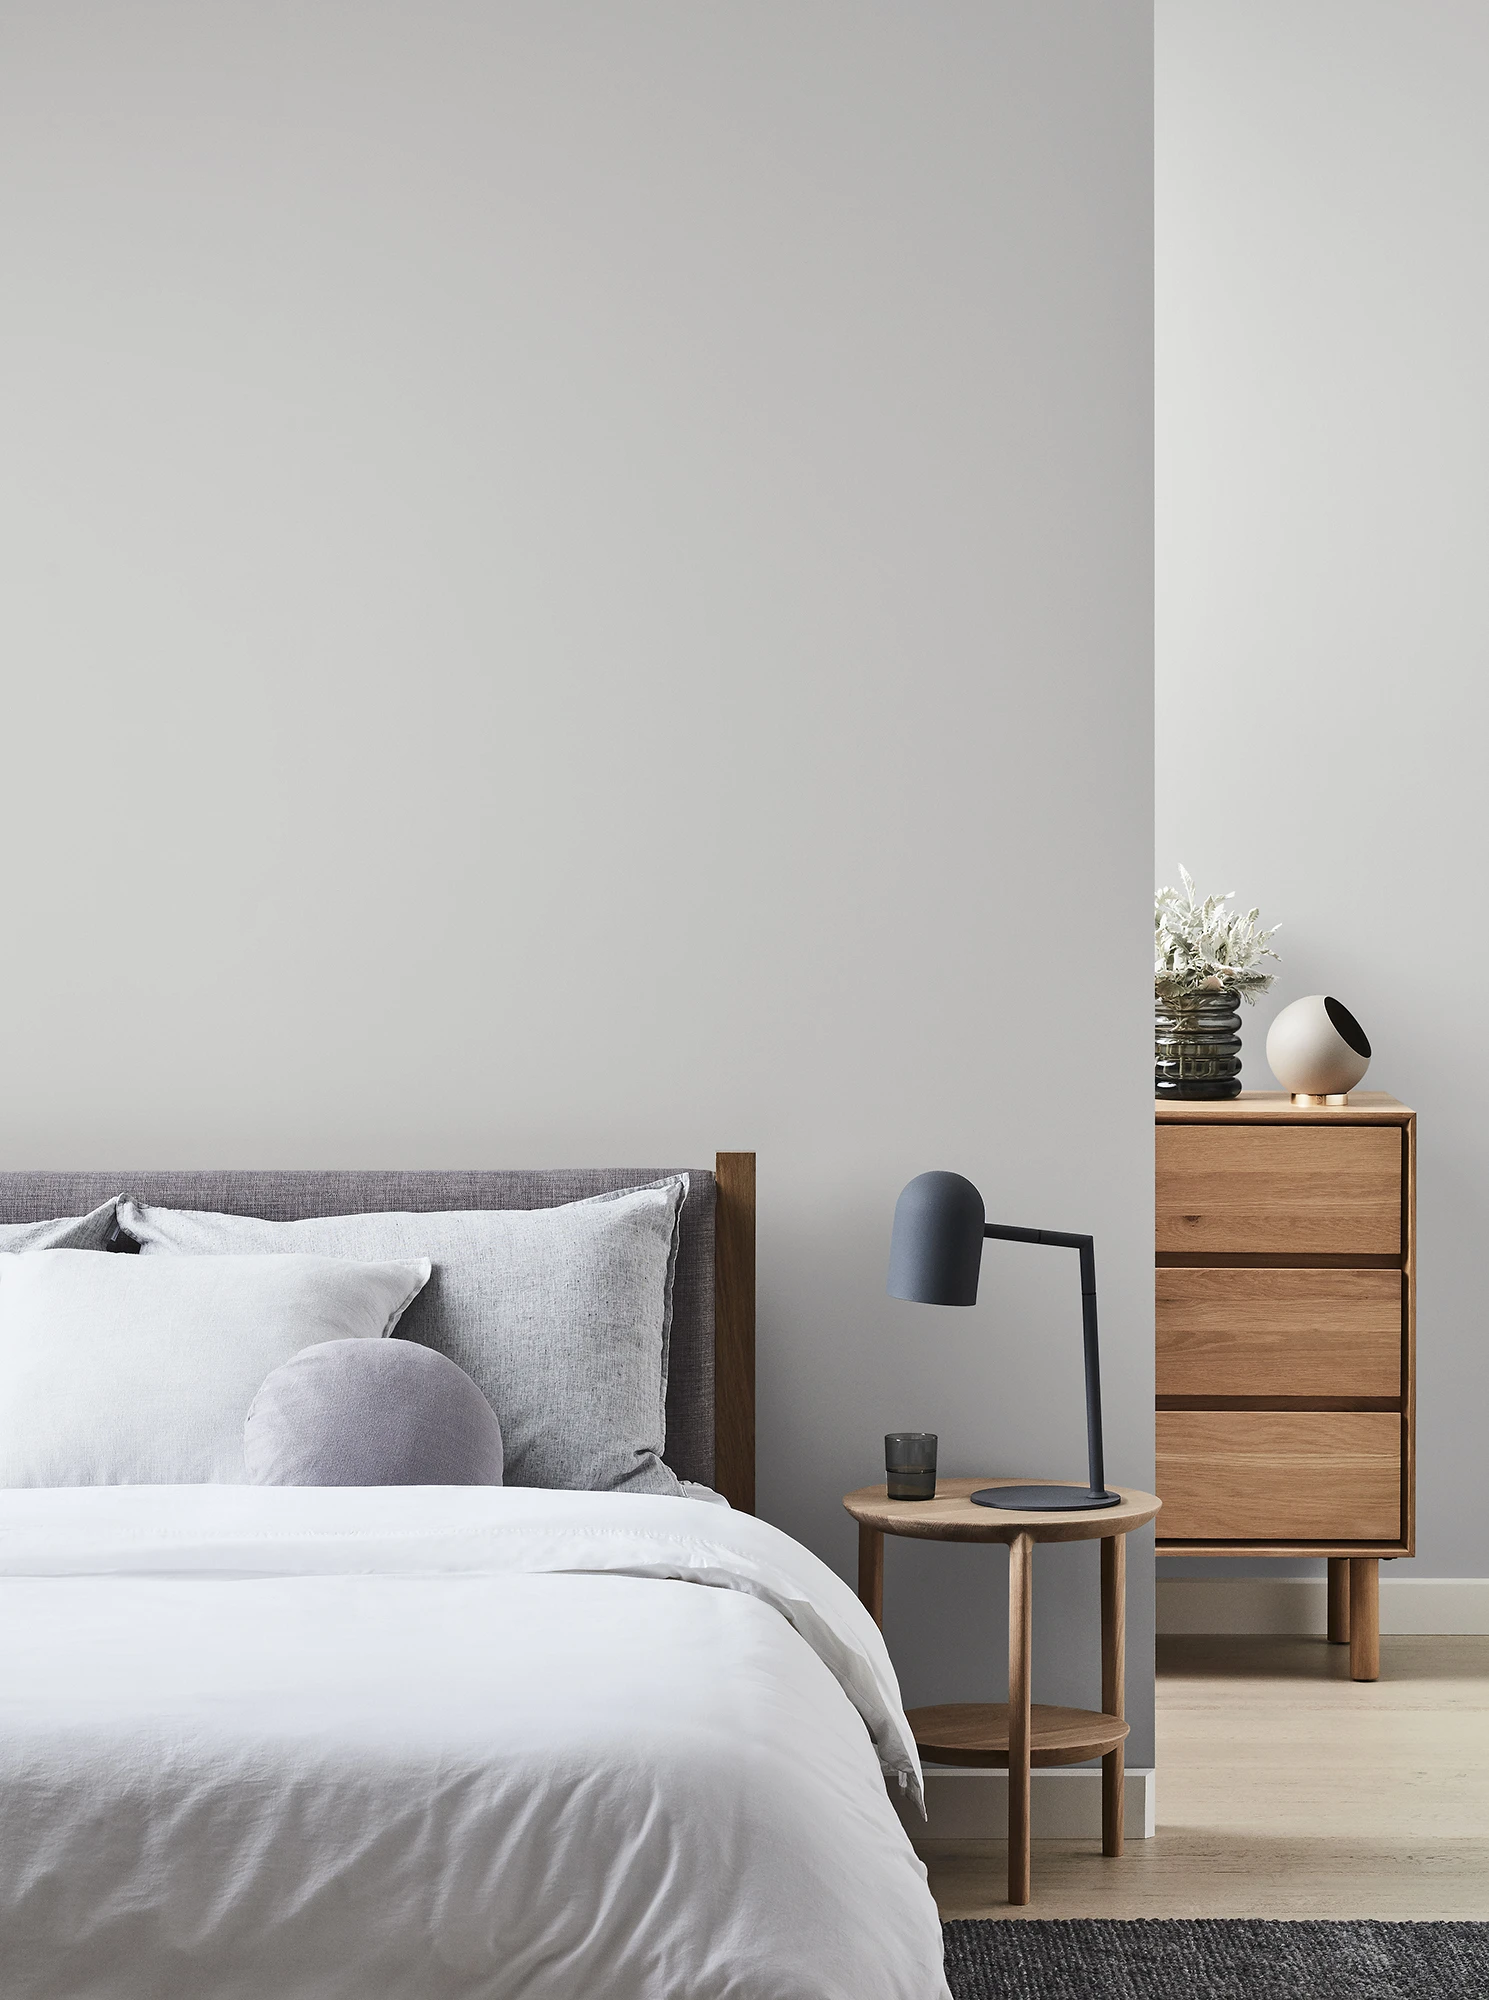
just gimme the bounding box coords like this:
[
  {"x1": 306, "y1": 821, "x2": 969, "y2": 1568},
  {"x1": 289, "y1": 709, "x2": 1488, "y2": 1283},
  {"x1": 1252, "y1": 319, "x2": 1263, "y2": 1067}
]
[
  {"x1": 246, "y1": 1339, "x2": 504, "y2": 1487},
  {"x1": 117, "y1": 1178, "x2": 688, "y2": 1495},
  {"x1": 0, "y1": 1199, "x2": 120, "y2": 1253}
]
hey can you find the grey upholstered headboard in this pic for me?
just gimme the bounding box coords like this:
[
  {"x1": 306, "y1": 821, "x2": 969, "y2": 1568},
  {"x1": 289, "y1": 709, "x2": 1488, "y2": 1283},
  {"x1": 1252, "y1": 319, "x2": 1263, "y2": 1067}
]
[{"x1": 0, "y1": 1161, "x2": 757, "y2": 1508}]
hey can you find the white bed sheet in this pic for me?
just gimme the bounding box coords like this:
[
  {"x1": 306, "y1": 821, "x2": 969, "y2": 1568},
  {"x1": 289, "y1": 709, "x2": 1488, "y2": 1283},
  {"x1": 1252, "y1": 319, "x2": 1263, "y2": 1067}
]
[{"x1": 0, "y1": 1485, "x2": 950, "y2": 2000}]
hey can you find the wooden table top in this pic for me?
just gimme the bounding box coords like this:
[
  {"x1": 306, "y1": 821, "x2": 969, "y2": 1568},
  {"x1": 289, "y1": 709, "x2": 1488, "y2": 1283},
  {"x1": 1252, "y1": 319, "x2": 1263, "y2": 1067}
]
[
  {"x1": 1156, "y1": 1090, "x2": 1412, "y2": 1124},
  {"x1": 843, "y1": 1476, "x2": 1161, "y2": 1543}
]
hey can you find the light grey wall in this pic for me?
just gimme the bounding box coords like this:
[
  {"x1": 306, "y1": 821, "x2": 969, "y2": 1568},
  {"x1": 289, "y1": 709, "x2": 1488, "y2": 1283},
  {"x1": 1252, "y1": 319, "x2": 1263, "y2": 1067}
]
[
  {"x1": 1158, "y1": 0, "x2": 1489, "y2": 1581},
  {"x1": 1, "y1": 5, "x2": 1155, "y2": 1750}
]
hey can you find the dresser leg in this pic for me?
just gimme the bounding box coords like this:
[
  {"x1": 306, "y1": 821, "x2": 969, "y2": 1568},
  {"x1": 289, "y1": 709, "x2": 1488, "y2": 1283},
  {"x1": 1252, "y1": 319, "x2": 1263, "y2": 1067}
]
[
  {"x1": 1327, "y1": 1558, "x2": 1351, "y2": 1644},
  {"x1": 1007, "y1": 1533, "x2": 1033, "y2": 1905},
  {"x1": 1349, "y1": 1558, "x2": 1379, "y2": 1681},
  {"x1": 857, "y1": 1525, "x2": 884, "y2": 1630},
  {"x1": 1100, "y1": 1534, "x2": 1125, "y2": 1857}
]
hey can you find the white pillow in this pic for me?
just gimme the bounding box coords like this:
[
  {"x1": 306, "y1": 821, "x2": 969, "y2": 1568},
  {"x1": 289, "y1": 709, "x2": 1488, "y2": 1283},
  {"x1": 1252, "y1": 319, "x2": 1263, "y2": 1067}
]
[{"x1": 0, "y1": 1250, "x2": 431, "y2": 1487}]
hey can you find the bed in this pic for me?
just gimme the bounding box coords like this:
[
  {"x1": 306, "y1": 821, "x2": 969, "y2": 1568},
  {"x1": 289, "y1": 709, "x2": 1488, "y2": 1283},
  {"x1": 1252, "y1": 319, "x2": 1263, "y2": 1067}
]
[{"x1": 0, "y1": 1159, "x2": 950, "y2": 2000}]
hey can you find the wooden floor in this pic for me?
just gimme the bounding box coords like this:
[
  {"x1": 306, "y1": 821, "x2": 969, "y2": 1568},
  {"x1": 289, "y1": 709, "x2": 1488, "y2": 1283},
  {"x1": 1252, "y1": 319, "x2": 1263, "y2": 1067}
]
[{"x1": 920, "y1": 1634, "x2": 1489, "y2": 1922}]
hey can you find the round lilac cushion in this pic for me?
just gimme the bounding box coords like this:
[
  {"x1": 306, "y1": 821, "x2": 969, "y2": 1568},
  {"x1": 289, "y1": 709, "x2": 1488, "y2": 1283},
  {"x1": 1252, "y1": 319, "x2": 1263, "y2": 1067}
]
[{"x1": 245, "y1": 1338, "x2": 503, "y2": 1487}]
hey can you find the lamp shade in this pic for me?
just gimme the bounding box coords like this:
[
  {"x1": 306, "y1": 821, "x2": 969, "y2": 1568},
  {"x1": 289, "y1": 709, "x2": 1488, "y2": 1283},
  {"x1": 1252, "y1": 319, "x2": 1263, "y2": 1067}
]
[
  {"x1": 1266, "y1": 994, "x2": 1372, "y2": 1097},
  {"x1": 887, "y1": 1171, "x2": 986, "y2": 1306}
]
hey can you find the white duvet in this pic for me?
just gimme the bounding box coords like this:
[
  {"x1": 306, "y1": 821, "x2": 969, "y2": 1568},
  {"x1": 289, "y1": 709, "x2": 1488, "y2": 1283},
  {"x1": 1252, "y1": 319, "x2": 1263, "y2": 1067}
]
[{"x1": 0, "y1": 1485, "x2": 950, "y2": 2000}]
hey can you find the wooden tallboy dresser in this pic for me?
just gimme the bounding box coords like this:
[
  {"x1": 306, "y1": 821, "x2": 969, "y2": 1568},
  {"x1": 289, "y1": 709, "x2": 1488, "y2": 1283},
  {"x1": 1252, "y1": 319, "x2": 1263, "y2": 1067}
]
[{"x1": 1155, "y1": 1092, "x2": 1415, "y2": 1681}]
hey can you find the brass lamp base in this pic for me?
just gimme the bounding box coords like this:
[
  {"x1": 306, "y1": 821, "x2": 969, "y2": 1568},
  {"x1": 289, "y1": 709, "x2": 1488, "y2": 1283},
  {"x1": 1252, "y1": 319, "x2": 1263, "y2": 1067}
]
[{"x1": 1291, "y1": 1092, "x2": 1351, "y2": 1106}]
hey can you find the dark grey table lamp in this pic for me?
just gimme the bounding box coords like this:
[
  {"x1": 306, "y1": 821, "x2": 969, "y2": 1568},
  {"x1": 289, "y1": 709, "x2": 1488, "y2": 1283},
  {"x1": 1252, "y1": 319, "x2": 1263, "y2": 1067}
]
[{"x1": 887, "y1": 1170, "x2": 1120, "y2": 1511}]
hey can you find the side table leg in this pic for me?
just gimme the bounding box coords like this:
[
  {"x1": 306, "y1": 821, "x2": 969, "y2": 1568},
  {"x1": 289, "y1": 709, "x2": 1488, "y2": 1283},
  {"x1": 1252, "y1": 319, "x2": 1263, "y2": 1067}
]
[
  {"x1": 1100, "y1": 1534, "x2": 1125, "y2": 1858},
  {"x1": 858, "y1": 1524, "x2": 884, "y2": 1630},
  {"x1": 1007, "y1": 1531, "x2": 1033, "y2": 1906},
  {"x1": 1327, "y1": 1558, "x2": 1351, "y2": 1645},
  {"x1": 1349, "y1": 1558, "x2": 1380, "y2": 1681}
]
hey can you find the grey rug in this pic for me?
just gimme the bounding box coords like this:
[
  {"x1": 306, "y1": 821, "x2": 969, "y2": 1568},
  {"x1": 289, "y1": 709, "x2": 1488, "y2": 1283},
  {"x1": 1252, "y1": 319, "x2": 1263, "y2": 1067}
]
[{"x1": 942, "y1": 1919, "x2": 1489, "y2": 1998}]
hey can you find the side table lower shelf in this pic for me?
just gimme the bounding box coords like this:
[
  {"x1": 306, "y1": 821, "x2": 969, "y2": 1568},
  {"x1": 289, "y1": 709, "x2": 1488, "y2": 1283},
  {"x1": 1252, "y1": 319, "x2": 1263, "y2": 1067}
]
[{"x1": 909, "y1": 1702, "x2": 1130, "y2": 1768}]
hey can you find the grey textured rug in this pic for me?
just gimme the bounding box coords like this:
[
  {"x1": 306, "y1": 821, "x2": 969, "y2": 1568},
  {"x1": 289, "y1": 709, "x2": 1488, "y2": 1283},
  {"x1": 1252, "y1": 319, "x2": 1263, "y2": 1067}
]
[{"x1": 942, "y1": 1919, "x2": 1489, "y2": 1998}]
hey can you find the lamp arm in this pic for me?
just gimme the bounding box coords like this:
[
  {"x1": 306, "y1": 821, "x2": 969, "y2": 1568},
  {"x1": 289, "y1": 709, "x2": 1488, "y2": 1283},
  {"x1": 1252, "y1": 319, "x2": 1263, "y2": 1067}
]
[{"x1": 983, "y1": 1223, "x2": 1108, "y2": 1501}]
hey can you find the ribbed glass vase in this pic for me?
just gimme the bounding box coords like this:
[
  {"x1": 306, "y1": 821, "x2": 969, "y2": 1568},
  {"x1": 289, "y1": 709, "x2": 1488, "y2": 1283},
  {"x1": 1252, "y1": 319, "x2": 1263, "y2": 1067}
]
[{"x1": 1155, "y1": 988, "x2": 1243, "y2": 1100}]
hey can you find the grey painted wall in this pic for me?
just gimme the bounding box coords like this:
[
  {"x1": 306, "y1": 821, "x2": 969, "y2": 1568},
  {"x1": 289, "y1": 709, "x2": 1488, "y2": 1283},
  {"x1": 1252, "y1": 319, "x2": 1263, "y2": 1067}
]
[
  {"x1": 1158, "y1": 0, "x2": 1488, "y2": 1581},
  {"x1": 1, "y1": 5, "x2": 1155, "y2": 1752}
]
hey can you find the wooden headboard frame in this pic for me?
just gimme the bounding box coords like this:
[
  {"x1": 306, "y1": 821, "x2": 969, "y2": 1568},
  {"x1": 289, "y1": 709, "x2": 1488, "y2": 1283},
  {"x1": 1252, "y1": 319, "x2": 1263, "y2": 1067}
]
[{"x1": 713, "y1": 1152, "x2": 757, "y2": 1514}]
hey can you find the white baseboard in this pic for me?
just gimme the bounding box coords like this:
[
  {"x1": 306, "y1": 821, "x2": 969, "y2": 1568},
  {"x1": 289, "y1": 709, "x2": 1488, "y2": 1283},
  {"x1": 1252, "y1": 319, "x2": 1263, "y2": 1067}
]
[
  {"x1": 1157, "y1": 1575, "x2": 1489, "y2": 1637},
  {"x1": 898, "y1": 1766, "x2": 1156, "y2": 1842}
]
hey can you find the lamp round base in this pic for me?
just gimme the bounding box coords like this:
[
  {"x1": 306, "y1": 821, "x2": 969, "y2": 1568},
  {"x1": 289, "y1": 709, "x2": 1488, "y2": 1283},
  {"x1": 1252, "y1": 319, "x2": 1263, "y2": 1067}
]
[{"x1": 971, "y1": 1484, "x2": 1123, "y2": 1512}]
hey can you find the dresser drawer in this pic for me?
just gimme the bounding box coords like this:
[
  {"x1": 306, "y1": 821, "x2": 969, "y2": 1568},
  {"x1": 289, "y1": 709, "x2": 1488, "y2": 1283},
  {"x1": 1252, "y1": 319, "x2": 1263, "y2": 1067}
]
[
  {"x1": 1157, "y1": 1411, "x2": 1401, "y2": 1541},
  {"x1": 1156, "y1": 1124, "x2": 1402, "y2": 1256},
  {"x1": 1156, "y1": 1268, "x2": 1402, "y2": 1398}
]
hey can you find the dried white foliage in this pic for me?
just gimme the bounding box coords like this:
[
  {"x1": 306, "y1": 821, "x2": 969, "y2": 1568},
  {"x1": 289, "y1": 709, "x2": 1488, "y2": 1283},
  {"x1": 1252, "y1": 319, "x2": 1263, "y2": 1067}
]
[{"x1": 1155, "y1": 865, "x2": 1281, "y2": 1004}]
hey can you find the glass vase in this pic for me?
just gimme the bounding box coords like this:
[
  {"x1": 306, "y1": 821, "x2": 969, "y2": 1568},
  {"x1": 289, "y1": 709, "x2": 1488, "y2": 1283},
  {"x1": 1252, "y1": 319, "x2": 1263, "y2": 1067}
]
[{"x1": 1155, "y1": 988, "x2": 1243, "y2": 1100}]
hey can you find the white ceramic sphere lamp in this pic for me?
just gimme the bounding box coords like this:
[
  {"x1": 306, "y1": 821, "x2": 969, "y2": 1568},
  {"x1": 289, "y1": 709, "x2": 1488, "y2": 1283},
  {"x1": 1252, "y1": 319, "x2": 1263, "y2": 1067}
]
[{"x1": 1265, "y1": 995, "x2": 1372, "y2": 1105}]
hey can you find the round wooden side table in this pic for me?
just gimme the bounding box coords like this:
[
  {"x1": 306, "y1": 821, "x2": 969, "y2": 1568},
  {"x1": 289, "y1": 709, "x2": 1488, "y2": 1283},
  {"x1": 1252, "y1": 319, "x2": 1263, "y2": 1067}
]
[{"x1": 843, "y1": 1476, "x2": 1161, "y2": 1906}]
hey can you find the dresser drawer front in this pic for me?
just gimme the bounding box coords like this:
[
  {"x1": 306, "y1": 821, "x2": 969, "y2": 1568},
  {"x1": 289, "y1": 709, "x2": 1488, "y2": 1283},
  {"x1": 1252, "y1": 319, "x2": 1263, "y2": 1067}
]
[
  {"x1": 1157, "y1": 1410, "x2": 1402, "y2": 1541},
  {"x1": 1156, "y1": 1125, "x2": 1402, "y2": 1256},
  {"x1": 1156, "y1": 1268, "x2": 1403, "y2": 1398}
]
